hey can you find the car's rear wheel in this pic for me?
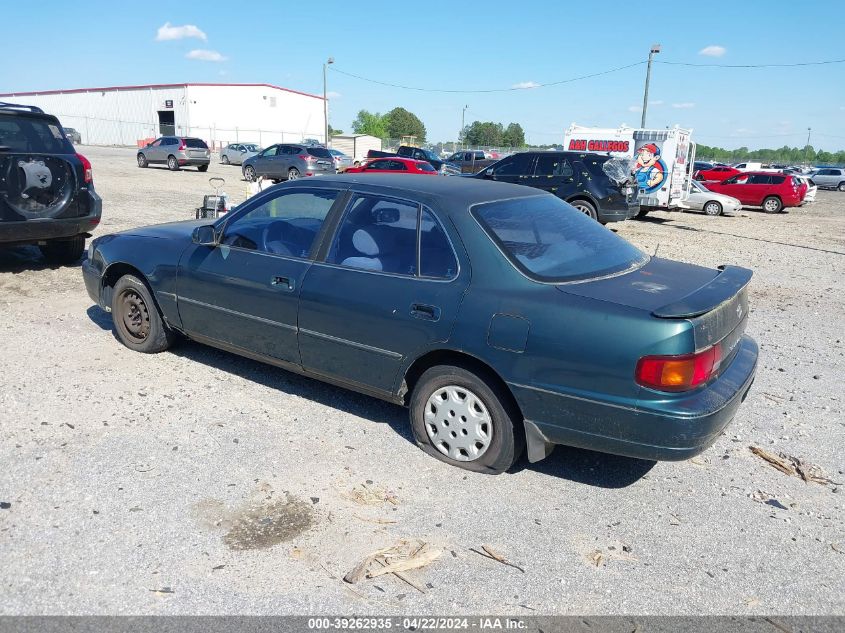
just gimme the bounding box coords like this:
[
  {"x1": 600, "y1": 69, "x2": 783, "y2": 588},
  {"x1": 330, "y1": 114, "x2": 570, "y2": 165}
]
[
  {"x1": 167, "y1": 155, "x2": 180, "y2": 171},
  {"x1": 198, "y1": 164, "x2": 208, "y2": 172},
  {"x1": 111, "y1": 274, "x2": 174, "y2": 354},
  {"x1": 243, "y1": 166, "x2": 256, "y2": 182},
  {"x1": 569, "y1": 199, "x2": 598, "y2": 221},
  {"x1": 762, "y1": 196, "x2": 782, "y2": 213},
  {"x1": 704, "y1": 201, "x2": 723, "y2": 216},
  {"x1": 636, "y1": 208, "x2": 650, "y2": 219},
  {"x1": 838, "y1": 182, "x2": 845, "y2": 192},
  {"x1": 409, "y1": 365, "x2": 523, "y2": 474},
  {"x1": 39, "y1": 235, "x2": 85, "y2": 265},
  {"x1": 222, "y1": 155, "x2": 230, "y2": 165},
  {"x1": 137, "y1": 153, "x2": 148, "y2": 168},
  {"x1": 288, "y1": 167, "x2": 301, "y2": 181}
]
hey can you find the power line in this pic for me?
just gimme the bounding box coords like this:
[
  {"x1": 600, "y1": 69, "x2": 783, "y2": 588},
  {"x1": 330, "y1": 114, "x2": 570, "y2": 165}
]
[
  {"x1": 329, "y1": 61, "x2": 646, "y2": 93},
  {"x1": 657, "y1": 58, "x2": 845, "y2": 68}
]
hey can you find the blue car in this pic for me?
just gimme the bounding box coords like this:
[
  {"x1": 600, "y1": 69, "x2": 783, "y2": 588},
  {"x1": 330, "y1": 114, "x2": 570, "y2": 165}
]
[{"x1": 82, "y1": 175, "x2": 758, "y2": 473}]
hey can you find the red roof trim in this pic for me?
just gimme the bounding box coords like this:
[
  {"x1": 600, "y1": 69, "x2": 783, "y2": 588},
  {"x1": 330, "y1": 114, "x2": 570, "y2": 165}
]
[{"x1": 0, "y1": 82, "x2": 324, "y2": 100}]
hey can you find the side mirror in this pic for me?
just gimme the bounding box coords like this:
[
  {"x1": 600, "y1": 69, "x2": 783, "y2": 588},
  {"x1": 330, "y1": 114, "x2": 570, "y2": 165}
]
[
  {"x1": 241, "y1": 148, "x2": 247, "y2": 153},
  {"x1": 192, "y1": 225, "x2": 218, "y2": 246}
]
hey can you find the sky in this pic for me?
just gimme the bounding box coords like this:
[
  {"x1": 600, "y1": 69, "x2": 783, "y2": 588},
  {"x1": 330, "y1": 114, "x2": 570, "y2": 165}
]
[{"x1": 2, "y1": 1, "x2": 844, "y2": 151}]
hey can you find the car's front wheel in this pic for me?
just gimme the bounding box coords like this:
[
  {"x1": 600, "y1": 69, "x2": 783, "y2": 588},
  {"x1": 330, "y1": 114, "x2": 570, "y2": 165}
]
[
  {"x1": 838, "y1": 181, "x2": 845, "y2": 192},
  {"x1": 111, "y1": 274, "x2": 175, "y2": 354},
  {"x1": 198, "y1": 164, "x2": 208, "y2": 172},
  {"x1": 762, "y1": 196, "x2": 783, "y2": 213},
  {"x1": 167, "y1": 155, "x2": 180, "y2": 171},
  {"x1": 703, "y1": 200, "x2": 723, "y2": 216},
  {"x1": 409, "y1": 364, "x2": 524, "y2": 474},
  {"x1": 569, "y1": 199, "x2": 598, "y2": 221},
  {"x1": 222, "y1": 155, "x2": 230, "y2": 165},
  {"x1": 39, "y1": 235, "x2": 85, "y2": 265},
  {"x1": 137, "y1": 153, "x2": 148, "y2": 168},
  {"x1": 243, "y1": 165, "x2": 256, "y2": 182},
  {"x1": 288, "y1": 167, "x2": 301, "y2": 181}
]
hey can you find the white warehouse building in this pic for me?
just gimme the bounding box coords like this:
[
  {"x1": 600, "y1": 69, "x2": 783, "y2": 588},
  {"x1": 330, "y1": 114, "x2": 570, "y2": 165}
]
[{"x1": 0, "y1": 83, "x2": 326, "y2": 149}]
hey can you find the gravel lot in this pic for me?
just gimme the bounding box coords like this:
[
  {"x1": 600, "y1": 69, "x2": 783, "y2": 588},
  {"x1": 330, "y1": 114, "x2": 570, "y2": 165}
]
[{"x1": 1, "y1": 146, "x2": 843, "y2": 615}]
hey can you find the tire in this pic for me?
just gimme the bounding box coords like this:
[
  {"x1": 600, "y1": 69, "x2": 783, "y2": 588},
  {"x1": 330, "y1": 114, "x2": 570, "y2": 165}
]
[
  {"x1": 409, "y1": 365, "x2": 524, "y2": 474},
  {"x1": 568, "y1": 198, "x2": 598, "y2": 221},
  {"x1": 198, "y1": 164, "x2": 209, "y2": 172},
  {"x1": 703, "y1": 200, "x2": 723, "y2": 216},
  {"x1": 222, "y1": 155, "x2": 230, "y2": 165},
  {"x1": 287, "y1": 167, "x2": 301, "y2": 181},
  {"x1": 137, "y1": 153, "x2": 148, "y2": 168},
  {"x1": 111, "y1": 274, "x2": 174, "y2": 354},
  {"x1": 167, "y1": 155, "x2": 180, "y2": 171},
  {"x1": 838, "y1": 182, "x2": 845, "y2": 192},
  {"x1": 636, "y1": 208, "x2": 650, "y2": 219},
  {"x1": 39, "y1": 235, "x2": 85, "y2": 265},
  {"x1": 762, "y1": 196, "x2": 782, "y2": 214},
  {"x1": 243, "y1": 165, "x2": 256, "y2": 182}
]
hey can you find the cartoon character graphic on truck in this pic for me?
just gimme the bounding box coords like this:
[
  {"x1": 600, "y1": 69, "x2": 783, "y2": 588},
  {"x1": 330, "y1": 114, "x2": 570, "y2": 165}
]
[{"x1": 633, "y1": 143, "x2": 667, "y2": 194}]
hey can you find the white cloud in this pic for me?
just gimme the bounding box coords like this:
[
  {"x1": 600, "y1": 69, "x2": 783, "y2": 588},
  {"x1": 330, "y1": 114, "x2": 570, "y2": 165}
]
[
  {"x1": 186, "y1": 49, "x2": 227, "y2": 62},
  {"x1": 699, "y1": 45, "x2": 726, "y2": 57},
  {"x1": 650, "y1": 100, "x2": 664, "y2": 106},
  {"x1": 733, "y1": 128, "x2": 755, "y2": 136},
  {"x1": 627, "y1": 105, "x2": 641, "y2": 112},
  {"x1": 512, "y1": 81, "x2": 540, "y2": 89},
  {"x1": 672, "y1": 102, "x2": 696, "y2": 109},
  {"x1": 326, "y1": 91, "x2": 341, "y2": 99},
  {"x1": 156, "y1": 22, "x2": 207, "y2": 41}
]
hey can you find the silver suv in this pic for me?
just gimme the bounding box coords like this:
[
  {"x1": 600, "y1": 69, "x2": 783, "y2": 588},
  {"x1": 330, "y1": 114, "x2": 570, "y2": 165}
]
[
  {"x1": 811, "y1": 168, "x2": 845, "y2": 191},
  {"x1": 241, "y1": 144, "x2": 334, "y2": 182},
  {"x1": 137, "y1": 136, "x2": 210, "y2": 172}
]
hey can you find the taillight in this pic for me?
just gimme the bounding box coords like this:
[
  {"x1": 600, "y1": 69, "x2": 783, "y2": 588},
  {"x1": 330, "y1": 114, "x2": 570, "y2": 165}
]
[
  {"x1": 76, "y1": 153, "x2": 92, "y2": 184},
  {"x1": 299, "y1": 154, "x2": 314, "y2": 161},
  {"x1": 635, "y1": 344, "x2": 722, "y2": 392},
  {"x1": 179, "y1": 140, "x2": 186, "y2": 151}
]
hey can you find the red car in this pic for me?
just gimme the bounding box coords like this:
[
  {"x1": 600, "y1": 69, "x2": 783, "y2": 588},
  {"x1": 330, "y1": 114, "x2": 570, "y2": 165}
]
[
  {"x1": 345, "y1": 157, "x2": 438, "y2": 175},
  {"x1": 704, "y1": 171, "x2": 804, "y2": 213},
  {"x1": 694, "y1": 165, "x2": 740, "y2": 181}
]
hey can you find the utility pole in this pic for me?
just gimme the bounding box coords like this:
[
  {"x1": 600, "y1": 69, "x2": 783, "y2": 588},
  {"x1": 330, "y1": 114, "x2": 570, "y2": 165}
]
[
  {"x1": 806, "y1": 127, "x2": 812, "y2": 165},
  {"x1": 641, "y1": 44, "x2": 661, "y2": 128},
  {"x1": 461, "y1": 105, "x2": 468, "y2": 148},
  {"x1": 323, "y1": 57, "x2": 334, "y2": 146}
]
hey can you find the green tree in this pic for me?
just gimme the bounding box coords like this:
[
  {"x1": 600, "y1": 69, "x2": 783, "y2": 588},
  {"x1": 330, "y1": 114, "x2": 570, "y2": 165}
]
[
  {"x1": 463, "y1": 121, "x2": 504, "y2": 146},
  {"x1": 384, "y1": 107, "x2": 426, "y2": 142},
  {"x1": 351, "y1": 110, "x2": 387, "y2": 138},
  {"x1": 328, "y1": 124, "x2": 343, "y2": 136},
  {"x1": 502, "y1": 122, "x2": 525, "y2": 148}
]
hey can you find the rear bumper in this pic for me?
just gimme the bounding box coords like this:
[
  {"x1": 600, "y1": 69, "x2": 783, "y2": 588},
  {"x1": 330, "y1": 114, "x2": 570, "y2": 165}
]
[
  {"x1": 515, "y1": 335, "x2": 758, "y2": 462},
  {"x1": 0, "y1": 191, "x2": 102, "y2": 246},
  {"x1": 178, "y1": 157, "x2": 210, "y2": 166}
]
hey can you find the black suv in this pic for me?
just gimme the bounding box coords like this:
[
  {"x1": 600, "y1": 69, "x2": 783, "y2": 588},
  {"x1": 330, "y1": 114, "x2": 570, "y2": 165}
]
[
  {"x1": 473, "y1": 151, "x2": 639, "y2": 223},
  {"x1": 0, "y1": 102, "x2": 102, "y2": 263}
]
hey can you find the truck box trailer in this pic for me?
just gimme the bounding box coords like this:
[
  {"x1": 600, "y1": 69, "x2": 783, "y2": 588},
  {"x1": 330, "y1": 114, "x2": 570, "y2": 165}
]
[{"x1": 564, "y1": 124, "x2": 696, "y2": 210}]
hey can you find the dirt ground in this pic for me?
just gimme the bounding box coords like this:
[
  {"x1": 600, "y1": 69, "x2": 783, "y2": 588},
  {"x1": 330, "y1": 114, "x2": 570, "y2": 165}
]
[{"x1": 1, "y1": 146, "x2": 843, "y2": 615}]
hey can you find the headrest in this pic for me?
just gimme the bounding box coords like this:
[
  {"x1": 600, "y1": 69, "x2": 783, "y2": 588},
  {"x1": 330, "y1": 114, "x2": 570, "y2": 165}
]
[{"x1": 352, "y1": 229, "x2": 380, "y2": 256}]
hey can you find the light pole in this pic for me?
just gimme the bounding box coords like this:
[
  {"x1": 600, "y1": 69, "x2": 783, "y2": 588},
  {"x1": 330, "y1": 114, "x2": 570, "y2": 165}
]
[
  {"x1": 323, "y1": 57, "x2": 334, "y2": 146},
  {"x1": 460, "y1": 105, "x2": 468, "y2": 149},
  {"x1": 641, "y1": 44, "x2": 661, "y2": 128},
  {"x1": 806, "y1": 127, "x2": 812, "y2": 165}
]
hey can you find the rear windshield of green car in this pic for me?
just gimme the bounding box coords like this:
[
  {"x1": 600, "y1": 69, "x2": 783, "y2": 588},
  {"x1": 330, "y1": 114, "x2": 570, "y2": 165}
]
[{"x1": 472, "y1": 196, "x2": 648, "y2": 283}]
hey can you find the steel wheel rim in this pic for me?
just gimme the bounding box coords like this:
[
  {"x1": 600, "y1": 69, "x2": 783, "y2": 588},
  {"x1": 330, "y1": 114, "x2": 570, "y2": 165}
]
[
  {"x1": 119, "y1": 289, "x2": 151, "y2": 341},
  {"x1": 424, "y1": 385, "x2": 493, "y2": 461},
  {"x1": 288, "y1": 169, "x2": 300, "y2": 180},
  {"x1": 704, "y1": 202, "x2": 721, "y2": 215},
  {"x1": 764, "y1": 199, "x2": 779, "y2": 212}
]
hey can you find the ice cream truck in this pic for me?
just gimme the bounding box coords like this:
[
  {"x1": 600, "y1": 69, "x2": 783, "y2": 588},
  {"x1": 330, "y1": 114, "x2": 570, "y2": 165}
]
[{"x1": 563, "y1": 124, "x2": 696, "y2": 211}]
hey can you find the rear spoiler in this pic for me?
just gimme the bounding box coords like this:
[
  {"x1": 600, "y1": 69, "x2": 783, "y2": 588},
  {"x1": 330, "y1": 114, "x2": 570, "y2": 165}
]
[{"x1": 652, "y1": 265, "x2": 753, "y2": 318}]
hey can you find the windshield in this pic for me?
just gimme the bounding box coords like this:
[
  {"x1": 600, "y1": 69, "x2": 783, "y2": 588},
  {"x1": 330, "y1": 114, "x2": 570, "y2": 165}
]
[
  {"x1": 473, "y1": 195, "x2": 648, "y2": 283},
  {"x1": 0, "y1": 116, "x2": 74, "y2": 153},
  {"x1": 329, "y1": 149, "x2": 346, "y2": 157},
  {"x1": 184, "y1": 138, "x2": 208, "y2": 148},
  {"x1": 420, "y1": 148, "x2": 439, "y2": 162},
  {"x1": 307, "y1": 148, "x2": 333, "y2": 158},
  {"x1": 244, "y1": 144, "x2": 259, "y2": 152},
  {"x1": 690, "y1": 180, "x2": 709, "y2": 192}
]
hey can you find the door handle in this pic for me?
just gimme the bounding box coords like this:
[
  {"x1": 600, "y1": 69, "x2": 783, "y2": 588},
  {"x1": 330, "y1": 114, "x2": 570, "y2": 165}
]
[
  {"x1": 271, "y1": 276, "x2": 295, "y2": 291},
  {"x1": 410, "y1": 303, "x2": 440, "y2": 321}
]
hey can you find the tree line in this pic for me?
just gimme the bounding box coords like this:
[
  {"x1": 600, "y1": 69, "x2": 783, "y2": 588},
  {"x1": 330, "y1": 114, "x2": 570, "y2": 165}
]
[{"x1": 697, "y1": 144, "x2": 845, "y2": 166}]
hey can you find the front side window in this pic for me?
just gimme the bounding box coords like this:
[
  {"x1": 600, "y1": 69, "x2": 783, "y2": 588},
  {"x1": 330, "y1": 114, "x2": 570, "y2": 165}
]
[
  {"x1": 473, "y1": 195, "x2": 647, "y2": 283},
  {"x1": 492, "y1": 153, "x2": 533, "y2": 176},
  {"x1": 220, "y1": 189, "x2": 338, "y2": 257},
  {"x1": 366, "y1": 160, "x2": 391, "y2": 170},
  {"x1": 389, "y1": 160, "x2": 408, "y2": 171},
  {"x1": 417, "y1": 162, "x2": 436, "y2": 172},
  {"x1": 260, "y1": 145, "x2": 278, "y2": 157},
  {"x1": 725, "y1": 175, "x2": 749, "y2": 185}
]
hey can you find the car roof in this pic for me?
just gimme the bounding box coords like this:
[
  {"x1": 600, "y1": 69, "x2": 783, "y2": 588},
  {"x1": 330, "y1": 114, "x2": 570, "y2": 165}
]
[{"x1": 290, "y1": 173, "x2": 548, "y2": 209}]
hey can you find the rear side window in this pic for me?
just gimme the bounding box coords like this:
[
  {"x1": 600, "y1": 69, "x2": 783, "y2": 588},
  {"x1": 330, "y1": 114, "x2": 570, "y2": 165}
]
[
  {"x1": 748, "y1": 175, "x2": 771, "y2": 184},
  {"x1": 473, "y1": 195, "x2": 647, "y2": 283},
  {"x1": 0, "y1": 116, "x2": 73, "y2": 153},
  {"x1": 769, "y1": 175, "x2": 785, "y2": 184},
  {"x1": 492, "y1": 153, "x2": 533, "y2": 176},
  {"x1": 307, "y1": 148, "x2": 332, "y2": 158},
  {"x1": 184, "y1": 138, "x2": 208, "y2": 148},
  {"x1": 534, "y1": 155, "x2": 573, "y2": 177}
]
